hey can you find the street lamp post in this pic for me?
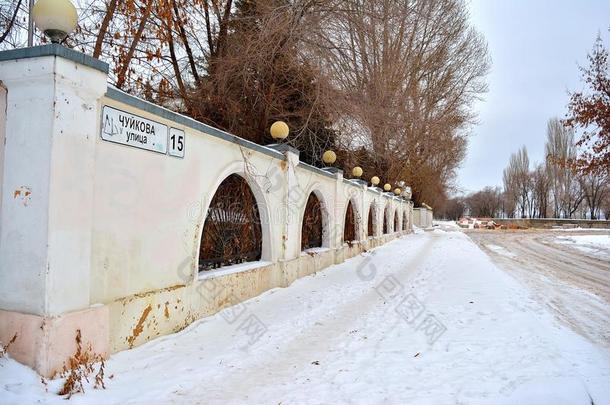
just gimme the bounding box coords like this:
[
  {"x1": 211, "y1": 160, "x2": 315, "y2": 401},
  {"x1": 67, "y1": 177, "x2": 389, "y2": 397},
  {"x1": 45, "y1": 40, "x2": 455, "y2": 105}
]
[{"x1": 28, "y1": 0, "x2": 34, "y2": 46}]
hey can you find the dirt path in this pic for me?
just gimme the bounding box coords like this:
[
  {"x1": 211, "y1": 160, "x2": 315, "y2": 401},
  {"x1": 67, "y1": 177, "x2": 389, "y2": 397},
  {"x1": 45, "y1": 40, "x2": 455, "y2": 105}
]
[{"x1": 466, "y1": 229, "x2": 610, "y2": 347}]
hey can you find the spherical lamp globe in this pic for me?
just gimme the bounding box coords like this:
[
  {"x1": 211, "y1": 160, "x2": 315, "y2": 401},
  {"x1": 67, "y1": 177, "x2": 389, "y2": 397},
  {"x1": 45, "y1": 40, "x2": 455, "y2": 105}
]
[
  {"x1": 32, "y1": 0, "x2": 78, "y2": 44},
  {"x1": 322, "y1": 150, "x2": 336, "y2": 165},
  {"x1": 270, "y1": 121, "x2": 289, "y2": 140}
]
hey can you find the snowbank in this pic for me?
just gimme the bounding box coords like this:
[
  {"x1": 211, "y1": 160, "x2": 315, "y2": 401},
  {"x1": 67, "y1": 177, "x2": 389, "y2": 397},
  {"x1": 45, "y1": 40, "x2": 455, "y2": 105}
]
[
  {"x1": 555, "y1": 234, "x2": 610, "y2": 260},
  {"x1": 432, "y1": 220, "x2": 460, "y2": 230},
  {"x1": 550, "y1": 227, "x2": 610, "y2": 232}
]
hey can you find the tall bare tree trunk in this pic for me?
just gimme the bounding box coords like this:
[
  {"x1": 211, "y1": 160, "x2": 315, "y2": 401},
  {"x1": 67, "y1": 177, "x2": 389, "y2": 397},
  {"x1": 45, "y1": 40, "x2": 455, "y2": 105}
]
[
  {"x1": 115, "y1": 0, "x2": 154, "y2": 89},
  {"x1": 93, "y1": 0, "x2": 120, "y2": 59},
  {"x1": 166, "y1": 26, "x2": 187, "y2": 100},
  {"x1": 171, "y1": 0, "x2": 200, "y2": 83}
]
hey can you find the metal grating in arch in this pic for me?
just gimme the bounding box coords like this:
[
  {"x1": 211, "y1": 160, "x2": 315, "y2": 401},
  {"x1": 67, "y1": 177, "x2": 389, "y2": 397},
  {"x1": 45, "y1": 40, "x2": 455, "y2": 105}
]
[
  {"x1": 383, "y1": 206, "x2": 389, "y2": 234},
  {"x1": 367, "y1": 205, "x2": 374, "y2": 237},
  {"x1": 199, "y1": 174, "x2": 262, "y2": 271},
  {"x1": 344, "y1": 200, "x2": 357, "y2": 243},
  {"x1": 394, "y1": 211, "x2": 398, "y2": 233},
  {"x1": 301, "y1": 192, "x2": 323, "y2": 250}
]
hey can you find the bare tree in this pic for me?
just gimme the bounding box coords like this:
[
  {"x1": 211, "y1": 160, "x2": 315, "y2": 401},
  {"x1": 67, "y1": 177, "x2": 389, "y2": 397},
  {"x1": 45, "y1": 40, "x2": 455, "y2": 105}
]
[
  {"x1": 186, "y1": 0, "x2": 338, "y2": 164},
  {"x1": 601, "y1": 187, "x2": 610, "y2": 219},
  {"x1": 503, "y1": 146, "x2": 531, "y2": 218},
  {"x1": 546, "y1": 118, "x2": 575, "y2": 217},
  {"x1": 501, "y1": 190, "x2": 516, "y2": 218},
  {"x1": 466, "y1": 187, "x2": 503, "y2": 218},
  {"x1": 0, "y1": 0, "x2": 29, "y2": 49},
  {"x1": 495, "y1": 119, "x2": 604, "y2": 220},
  {"x1": 437, "y1": 196, "x2": 466, "y2": 220},
  {"x1": 580, "y1": 172, "x2": 609, "y2": 219},
  {"x1": 3, "y1": 0, "x2": 489, "y2": 207},
  {"x1": 92, "y1": 0, "x2": 120, "y2": 58},
  {"x1": 312, "y1": 0, "x2": 489, "y2": 206},
  {"x1": 531, "y1": 163, "x2": 550, "y2": 218}
]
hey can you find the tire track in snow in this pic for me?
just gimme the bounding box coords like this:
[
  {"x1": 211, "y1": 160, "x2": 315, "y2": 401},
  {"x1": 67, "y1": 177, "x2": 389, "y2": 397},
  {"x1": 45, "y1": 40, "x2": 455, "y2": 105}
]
[{"x1": 467, "y1": 230, "x2": 610, "y2": 348}]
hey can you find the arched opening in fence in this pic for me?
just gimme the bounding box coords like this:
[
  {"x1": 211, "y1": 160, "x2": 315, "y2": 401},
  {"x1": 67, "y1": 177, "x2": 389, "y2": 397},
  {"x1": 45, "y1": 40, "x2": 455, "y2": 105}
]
[
  {"x1": 198, "y1": 174, "x2": 262, "y2": 271},
  {"x1": 383, "y1": 205, "x2": 389, "y2": 234},
  {"x1": 393, "y1": 210, "x2": 398, "y2": 233},
  {"x1": 343, "y1": 200, "x2": 357, "y2": 243},
  {"x1": 367, "y1": 204, "x2": 374, "y2": 237},
  {"x1": 301, "y1": 192, "x2": 324, "y2": 250},
  {"x1": 403, "y1": 211, "x2": 408, "y2": 231}
]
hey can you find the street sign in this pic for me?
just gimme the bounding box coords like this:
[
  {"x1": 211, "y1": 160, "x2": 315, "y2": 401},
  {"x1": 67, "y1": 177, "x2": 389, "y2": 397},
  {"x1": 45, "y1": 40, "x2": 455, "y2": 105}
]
[
  {"x1": 168, "y1": 128, "x2": 185, "y2": 158},
  {"x1": 101, "y1": 106, "x2": 168, "y2": 154}
]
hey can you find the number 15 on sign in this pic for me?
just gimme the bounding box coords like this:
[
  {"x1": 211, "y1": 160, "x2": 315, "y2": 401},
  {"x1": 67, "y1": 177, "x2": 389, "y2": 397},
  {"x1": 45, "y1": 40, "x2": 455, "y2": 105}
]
[{"x1": 169, "y1": 128, "x2": 185, "y2": 158}]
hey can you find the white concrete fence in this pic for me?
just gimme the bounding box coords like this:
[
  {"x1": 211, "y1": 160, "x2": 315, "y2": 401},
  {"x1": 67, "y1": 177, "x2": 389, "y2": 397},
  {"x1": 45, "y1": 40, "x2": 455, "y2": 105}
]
[
  {"x1": 413, "y1": 207, "x2": 434, "y2": 228},
  {"x1": 0, "y1": 45, "x2": 415, "y2": 376}
]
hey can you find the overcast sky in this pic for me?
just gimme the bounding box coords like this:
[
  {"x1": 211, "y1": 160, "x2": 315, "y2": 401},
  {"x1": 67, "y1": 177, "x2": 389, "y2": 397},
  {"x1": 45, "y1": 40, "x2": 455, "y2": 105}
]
[{"x1": 458, "y1": 0, "x2": 610, "y2": 193}]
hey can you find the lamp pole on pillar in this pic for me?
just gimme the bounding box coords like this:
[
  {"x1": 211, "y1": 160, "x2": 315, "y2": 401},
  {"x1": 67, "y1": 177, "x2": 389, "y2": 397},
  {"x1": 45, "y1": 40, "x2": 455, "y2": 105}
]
[
  {"x1": 267, "y1": 121, "x2": 297, "y2": 158},
  {"x1": 28, "y1": 0, "x2": 35, "y2": 46},
  {"x1": 370, "y1": 176, "x2": 380, "y2": 190},
  {"x1": 321, "y1": 150, "x2": 341, "y2": 175}
]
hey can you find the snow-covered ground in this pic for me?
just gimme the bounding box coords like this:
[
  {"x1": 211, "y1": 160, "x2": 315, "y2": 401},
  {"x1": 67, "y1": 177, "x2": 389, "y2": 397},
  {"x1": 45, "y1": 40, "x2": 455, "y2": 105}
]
[
  {"x1": 555, "y1": 234, "x2": 610, "y2": 260},
  {"x1": 2, "y1": 230, "x2": 609, "y2": 404}
]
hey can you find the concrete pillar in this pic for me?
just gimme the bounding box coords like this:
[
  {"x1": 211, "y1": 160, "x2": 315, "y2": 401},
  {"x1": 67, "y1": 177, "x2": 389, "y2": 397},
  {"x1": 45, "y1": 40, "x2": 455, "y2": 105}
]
[
  {"x1": 321, "y1": 167, "x2": 344, "y2": 263},
  {"x1": 0, "y1": 45, "x2": 109, "y2": 377},
  {"x1": 358, "y1": 183, "x2": 365, "y2": 242},
  {"x1": 271, "y1": 144, "x2": 301, "y2": 262},
  {"x1": 0, "y1": 84, "x2": 6, "y2": 241}
]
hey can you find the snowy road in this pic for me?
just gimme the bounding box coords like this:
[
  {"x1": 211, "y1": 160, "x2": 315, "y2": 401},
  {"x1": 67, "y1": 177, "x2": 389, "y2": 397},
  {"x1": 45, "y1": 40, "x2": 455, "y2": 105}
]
[
  {"x1": 468, "y1": 229, "x2": 610, "y2": 347},
  {"x1": 2, "y1": 229, "x2": 610, "y2": 404}
]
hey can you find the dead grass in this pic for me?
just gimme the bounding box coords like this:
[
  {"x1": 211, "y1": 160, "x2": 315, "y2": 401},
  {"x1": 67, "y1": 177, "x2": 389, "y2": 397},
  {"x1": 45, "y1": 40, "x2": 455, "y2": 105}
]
[
  {"x1": 505, "y1": 223, "x2": 526, "y2": 230},
  {"x1": 58, "y1": 329, "x2": 106, "y2": 398},
  {"x1": 0, "y1": 333, "x2": 18, "y2": 359}
]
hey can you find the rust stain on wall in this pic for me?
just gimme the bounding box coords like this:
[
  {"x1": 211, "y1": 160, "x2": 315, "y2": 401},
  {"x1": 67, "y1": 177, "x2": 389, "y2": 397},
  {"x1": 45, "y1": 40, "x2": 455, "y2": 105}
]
[
  {"x1": 164, "y1": 302, "x2": 170, "y2": 319},
  {"x1": 119, "y1": 284, "x2": 186, "y2": 305},
  {"x1": 127, "y1": 304, "x2": 152, "y2": 348},
  {"x1": 13, "y1": 186, "x2": 32, "y2": 206}
]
